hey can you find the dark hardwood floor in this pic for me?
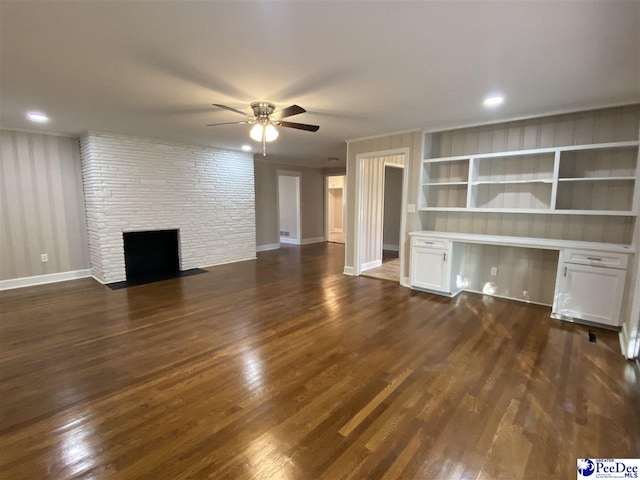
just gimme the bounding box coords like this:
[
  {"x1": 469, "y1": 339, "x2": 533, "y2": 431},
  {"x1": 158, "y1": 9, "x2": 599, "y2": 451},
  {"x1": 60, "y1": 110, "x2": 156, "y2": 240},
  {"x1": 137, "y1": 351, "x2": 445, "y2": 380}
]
[{"x1": 1, "y1": 243, "x2": 638, "y2": 479}]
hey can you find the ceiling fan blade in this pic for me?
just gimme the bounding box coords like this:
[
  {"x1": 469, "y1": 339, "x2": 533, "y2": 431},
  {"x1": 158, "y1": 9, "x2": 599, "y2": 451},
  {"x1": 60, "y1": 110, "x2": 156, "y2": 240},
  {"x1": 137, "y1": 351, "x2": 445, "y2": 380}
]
[
  {"x1": 273, "y1": 104, "x2": 306, "y2": 119},
  {"x1": 212, "y1": 104, "x2": 252, "y2": 117},
  {"x1": 206, "y1": 121, "x2": 249, "y2": 126},
  {"x1": 279, "y1": 120, "x2": 320, "y2": 132}
]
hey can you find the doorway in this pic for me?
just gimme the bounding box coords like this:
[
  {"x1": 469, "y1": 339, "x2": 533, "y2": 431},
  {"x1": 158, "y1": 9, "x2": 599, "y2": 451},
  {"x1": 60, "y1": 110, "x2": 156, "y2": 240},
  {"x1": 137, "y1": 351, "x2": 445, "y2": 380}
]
[
  {"x1": 326, "y1": 175, "x2": 346, "y2": 244},
  {"x1": 354, "y1": 148, "x2": 409, "y2": 284},
  {"x1": 382, "y1": 165, "x2": 403, "y2": 263},
  {"x1": 277, "y1": 171, "x2": 301, "y2": 245},
  {"x1": 360, "y1": 164, "x2": 404, "y2": 282}
]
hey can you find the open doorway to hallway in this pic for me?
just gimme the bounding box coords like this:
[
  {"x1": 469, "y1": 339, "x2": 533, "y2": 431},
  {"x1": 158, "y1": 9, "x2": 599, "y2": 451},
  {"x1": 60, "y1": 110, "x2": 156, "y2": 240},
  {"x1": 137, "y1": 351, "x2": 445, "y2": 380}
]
[
  {"x1": 354, "y1": 150, "x2": 407, "y2": 283},
  {"x1": 361, "y1": 164, "x2": 404, "y2": 282},
  {"x1": 326, "y1": 175, "x2": 346, "y2": 244}
]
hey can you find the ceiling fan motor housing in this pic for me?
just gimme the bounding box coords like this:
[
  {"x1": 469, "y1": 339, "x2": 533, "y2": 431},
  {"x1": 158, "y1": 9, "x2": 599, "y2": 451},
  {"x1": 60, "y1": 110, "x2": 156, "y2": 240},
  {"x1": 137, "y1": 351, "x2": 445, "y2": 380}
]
[{"x1": 251, "y1": 102, "x2": 276, "y2": 119}]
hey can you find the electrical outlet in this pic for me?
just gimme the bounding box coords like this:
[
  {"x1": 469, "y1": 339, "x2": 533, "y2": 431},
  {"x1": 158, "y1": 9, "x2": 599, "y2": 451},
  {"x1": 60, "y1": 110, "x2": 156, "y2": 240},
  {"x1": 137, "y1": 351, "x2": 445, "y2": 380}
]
[
  {"x1": 40, "y1": 253, "x2": 48, "y2": 263},
  {"x1": 490, "y1": 266, "x2": 497, "y2": 276}
]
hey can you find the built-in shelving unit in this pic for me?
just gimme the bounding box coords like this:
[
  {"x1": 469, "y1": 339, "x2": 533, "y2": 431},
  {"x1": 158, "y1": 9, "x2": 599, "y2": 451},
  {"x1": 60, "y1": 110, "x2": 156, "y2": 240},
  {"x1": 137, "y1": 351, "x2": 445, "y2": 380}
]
[{"x1": 419, "y1": 141, "x2": 639, "y2": 216}]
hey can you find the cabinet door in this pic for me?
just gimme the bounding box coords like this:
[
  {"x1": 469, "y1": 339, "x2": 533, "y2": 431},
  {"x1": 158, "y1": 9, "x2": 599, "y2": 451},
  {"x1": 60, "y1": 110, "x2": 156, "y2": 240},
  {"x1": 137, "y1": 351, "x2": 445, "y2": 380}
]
[
  {"x1": 555, "y1": 263, "x2": 626, "y2": 327},
  {"x1": 410, "y1": 247, "x2": 449, "y2": 292}
]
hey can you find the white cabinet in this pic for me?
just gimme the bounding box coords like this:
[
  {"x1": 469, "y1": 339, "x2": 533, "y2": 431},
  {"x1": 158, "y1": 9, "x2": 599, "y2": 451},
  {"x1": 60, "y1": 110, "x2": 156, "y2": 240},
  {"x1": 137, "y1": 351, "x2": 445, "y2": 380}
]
[
  {"x1": 411, "y1": 246, "x2": 449, "y2": 292},
  {"x1": 553, "y1": 250, "x2": 629, "y2": 328},
  {"x1": 410, "y1": 236, "x2": 464, "y2": 295}
]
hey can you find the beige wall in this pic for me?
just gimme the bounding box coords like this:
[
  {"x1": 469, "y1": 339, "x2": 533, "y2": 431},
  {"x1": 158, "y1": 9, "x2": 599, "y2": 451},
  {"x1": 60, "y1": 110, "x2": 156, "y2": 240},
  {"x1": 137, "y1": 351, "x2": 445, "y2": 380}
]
[
  {"x1": 0, "y1": 130, "x2": 89, "y2": 280},
  {"x1": 254, "y1": 160, "x2": 325, "y2": 246},
  {"x1": 383, "y1": 166, "x2": 403, "y2": 249}
]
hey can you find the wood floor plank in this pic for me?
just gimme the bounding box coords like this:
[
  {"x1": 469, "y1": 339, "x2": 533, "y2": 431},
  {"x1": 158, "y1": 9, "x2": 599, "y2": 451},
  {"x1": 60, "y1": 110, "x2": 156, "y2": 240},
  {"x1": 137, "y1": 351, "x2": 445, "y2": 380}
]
[{"x1": 0, "y1": 242, "x2": 638, "y2": 479}]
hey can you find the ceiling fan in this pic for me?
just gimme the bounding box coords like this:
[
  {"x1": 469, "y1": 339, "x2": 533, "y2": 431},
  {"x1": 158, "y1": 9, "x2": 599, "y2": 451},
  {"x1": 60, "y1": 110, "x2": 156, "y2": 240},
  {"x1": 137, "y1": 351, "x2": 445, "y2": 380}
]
[{"x1": 207, "y1": 102, "x2": 319, "y2": 156}]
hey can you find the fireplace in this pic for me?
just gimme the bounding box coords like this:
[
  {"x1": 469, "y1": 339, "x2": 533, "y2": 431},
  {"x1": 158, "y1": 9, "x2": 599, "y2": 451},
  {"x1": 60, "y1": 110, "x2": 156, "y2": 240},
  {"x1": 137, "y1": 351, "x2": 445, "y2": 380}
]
[{"x1": 123, "y1": 229, "x2": 180, "y2": 283}]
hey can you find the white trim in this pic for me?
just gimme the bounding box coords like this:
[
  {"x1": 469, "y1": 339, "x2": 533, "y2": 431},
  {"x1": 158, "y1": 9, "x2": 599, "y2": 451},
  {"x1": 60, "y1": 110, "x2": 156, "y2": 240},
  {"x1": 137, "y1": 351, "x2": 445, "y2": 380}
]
[
  {"x1": 462, "y1": 289, "x2": 552, "y2": 307},
  {"x1": 346, "y1": 128, "x2": 422, "y2": 144},
  {"x1": 0, "y1": 269, "x2": 92, "y2": 290},
  {"x1": 91, "y1": 274, "x2": 106, "y2": 285},
  {"x1": 421, "y1": 101, "x2": 639, "y2": 135},
  {"x1": 199, "y1": 256, "x2": 257, "y2": 269},
  {"x1": 400, "y1": 276, "x2": 411, "y2": 288},
  {"x1": 280, "y1": 237, "x2": 299, "y2": 245},
  {"x1": 361, "y1": 259, "x2": 383, "y2": 272},
  {"x1": 256, "y1": 243, "x2": 280, "y2": 252},
  {"x1": 1, "y1": 127, "x2": 78, "y2": 138},
  {"x1": 344, "y1": 142, "x2": 351, "y2": 271},
  {"x1": 620, "y1": 323, "x2": 630, "y2": 358},
  {"x1": 300, "y1": 236, "x2": 326, "y2": 245},
  {"x1": 383, "y1": 244, "x2": 399, "y2": 252},
  {"x1": 343, "y1": 266, "x2": 356, "y2": 276}
]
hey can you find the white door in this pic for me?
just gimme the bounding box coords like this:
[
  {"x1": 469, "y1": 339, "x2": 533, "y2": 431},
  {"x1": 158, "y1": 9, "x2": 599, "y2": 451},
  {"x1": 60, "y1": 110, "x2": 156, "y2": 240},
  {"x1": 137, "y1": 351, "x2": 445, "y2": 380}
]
[
  {"x1": 410, "y1": 247, "x2": 449, "y2": 292},
  {"x1": 555, "y1": 263, "x2": 626, "y2": 327}
]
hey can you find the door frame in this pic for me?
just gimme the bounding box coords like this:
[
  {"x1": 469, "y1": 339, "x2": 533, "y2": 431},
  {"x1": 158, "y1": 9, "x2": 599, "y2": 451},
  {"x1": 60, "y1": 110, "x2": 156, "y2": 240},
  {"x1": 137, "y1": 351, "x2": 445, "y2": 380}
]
[
  {"x1": 324, "y1": 173, "x2": 346, "y2": 244},
  {"x1": 354, "y1": 147, "x2": 410, "y2": 281},
  {"x1": 276, "y1": 170, "x2": 302, "y2": 245}
]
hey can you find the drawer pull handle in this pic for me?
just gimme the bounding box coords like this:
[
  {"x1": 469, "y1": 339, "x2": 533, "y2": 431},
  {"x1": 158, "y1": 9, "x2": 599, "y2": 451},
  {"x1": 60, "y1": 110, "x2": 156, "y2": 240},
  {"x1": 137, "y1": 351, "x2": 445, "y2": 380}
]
[
  {"x1": 443, "y1": 252, "x2": 447, "y2": 262},
  {"x1": 587, "y1": 257, "x2": 602, "y2": 261},
  {"x1": 564, "y1": 266, "x2": 567, "y2": 277}
]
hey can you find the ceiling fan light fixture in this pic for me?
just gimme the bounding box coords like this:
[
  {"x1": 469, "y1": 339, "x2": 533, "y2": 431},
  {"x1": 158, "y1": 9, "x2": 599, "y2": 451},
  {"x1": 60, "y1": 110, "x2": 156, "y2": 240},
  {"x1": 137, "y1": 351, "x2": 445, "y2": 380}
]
[
  {"x1": 249, "y1": 124, "x2": 263, "y2": 142},
  {"x1": 249, "y1": 123, "x2": 279, "y2": 142}
]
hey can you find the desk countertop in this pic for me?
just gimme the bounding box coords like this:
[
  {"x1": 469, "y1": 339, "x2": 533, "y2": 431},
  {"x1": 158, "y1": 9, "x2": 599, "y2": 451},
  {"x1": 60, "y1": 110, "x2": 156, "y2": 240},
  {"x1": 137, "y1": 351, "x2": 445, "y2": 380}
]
[{"x1": 409, "y1": 231, "x2": 634, "y2": 254}]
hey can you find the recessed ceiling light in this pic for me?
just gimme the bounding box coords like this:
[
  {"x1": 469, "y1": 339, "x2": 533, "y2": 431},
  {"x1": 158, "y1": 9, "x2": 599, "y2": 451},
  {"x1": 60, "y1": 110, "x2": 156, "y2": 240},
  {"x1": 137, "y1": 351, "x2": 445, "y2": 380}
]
[
  {"x1": 241, "y1": 145, "x2": 251, "y2": 152},
  {"x1": 483, "y1": 95, "x2": 505, "y2": 108},
  {"x1": 26, "y1": 111, "x2": 49, "y2": 123}
]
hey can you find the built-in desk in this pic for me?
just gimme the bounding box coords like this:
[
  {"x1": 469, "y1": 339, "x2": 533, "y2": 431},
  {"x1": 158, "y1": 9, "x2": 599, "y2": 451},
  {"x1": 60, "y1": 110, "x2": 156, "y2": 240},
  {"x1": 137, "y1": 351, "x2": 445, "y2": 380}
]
[{"x1": 409, "y1": 231, "x2": 634, "y2": 329}]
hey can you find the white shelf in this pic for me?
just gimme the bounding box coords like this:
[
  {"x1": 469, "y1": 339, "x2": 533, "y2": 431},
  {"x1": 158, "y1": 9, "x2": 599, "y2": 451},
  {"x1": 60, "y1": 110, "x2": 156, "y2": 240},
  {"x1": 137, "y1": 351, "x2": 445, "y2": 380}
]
[
  {"x1": 418, "y1": 207, "x2": 637, "y2": 216},
  {"x1": 472, "y1": 179, "x2": 554, "y2": 185},
  {"x1": 420, "y1": 140, "x2": 638, "y2": 215},
  {"x1": 423, "y1": 140, "x2": 640, "y2": 163},
  {"x1": 422, "y1": 181, "x2": 468, "y2": 186},
  {"x1": 558, "y1": 176, "x2": 636, "y2": 183}
]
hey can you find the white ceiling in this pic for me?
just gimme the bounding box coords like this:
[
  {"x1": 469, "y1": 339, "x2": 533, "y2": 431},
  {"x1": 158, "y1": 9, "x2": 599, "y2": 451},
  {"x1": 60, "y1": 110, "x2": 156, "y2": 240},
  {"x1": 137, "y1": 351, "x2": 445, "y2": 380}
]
[{"x1": 1, "y1": 1, "x2": 639, "y2": 167}]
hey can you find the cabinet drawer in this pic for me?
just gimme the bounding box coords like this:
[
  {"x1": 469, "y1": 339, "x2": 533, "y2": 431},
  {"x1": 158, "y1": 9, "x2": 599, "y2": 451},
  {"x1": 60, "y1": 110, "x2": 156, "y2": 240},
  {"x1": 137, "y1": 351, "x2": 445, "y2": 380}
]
[
  {"x1": 562, "y1": 249, "x2": 628, "y2": 270},
  {"x1": 411, "y1": 237, "x2": 449, "y2": 249}
]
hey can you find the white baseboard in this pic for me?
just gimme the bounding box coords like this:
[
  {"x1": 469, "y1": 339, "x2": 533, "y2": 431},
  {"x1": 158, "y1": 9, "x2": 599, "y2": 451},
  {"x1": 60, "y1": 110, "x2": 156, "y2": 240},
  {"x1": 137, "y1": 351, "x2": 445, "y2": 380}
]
[
  {"x1": 256, "y1": 243, "x2": 280, "y2": 252},
  {"x1": 361, "y1": 260, "x2": 382, "y2": 272},
  {"x1": 461, "y1": 288, "x2": 552, "y2": 307},
  {"x1": 343, "y1": 266, "x2": 356, "y2": 276},
  {"x1": 331, "y1": 228, "x2": 343, "y2": 233},
  {"x1": 280, "y1": 237, "x2": 300, "y2": 245},
  {"x1": 300, "y1": 236, "x2": 326, "y2": 245},
  {"x1": 199, "y1": 256, "x2": 257, "y2": 270},
  {"x1": 0, "y1": 269, "x2": 92, "y2": 291},
  {"x1": 400, "y1": 276, "x2": 411, "y2": 288},
  {"x1": 383, "y1": 243, "x2": 399, "y2": 252}
]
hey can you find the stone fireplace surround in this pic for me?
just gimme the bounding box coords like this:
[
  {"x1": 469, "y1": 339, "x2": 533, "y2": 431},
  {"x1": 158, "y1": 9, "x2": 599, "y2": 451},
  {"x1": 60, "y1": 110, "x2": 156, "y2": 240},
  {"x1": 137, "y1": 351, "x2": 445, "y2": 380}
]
[{"x1": 80, "y1": 132, "x2": 256, "y2": 284}]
